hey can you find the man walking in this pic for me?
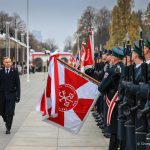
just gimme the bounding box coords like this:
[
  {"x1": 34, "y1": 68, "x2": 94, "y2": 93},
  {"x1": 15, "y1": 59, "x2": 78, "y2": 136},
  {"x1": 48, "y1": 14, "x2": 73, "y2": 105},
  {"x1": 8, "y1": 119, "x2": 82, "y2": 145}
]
[{"x1": 0, "y1": 57, "x2": 20, "y2": 134}]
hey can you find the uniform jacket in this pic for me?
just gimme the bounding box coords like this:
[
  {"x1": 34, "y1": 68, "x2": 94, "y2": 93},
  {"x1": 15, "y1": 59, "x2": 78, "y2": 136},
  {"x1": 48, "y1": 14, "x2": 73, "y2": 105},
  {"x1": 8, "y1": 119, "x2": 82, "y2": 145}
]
[{"x1": 98, "y1": 63, "x2": 121, "y2": 134}]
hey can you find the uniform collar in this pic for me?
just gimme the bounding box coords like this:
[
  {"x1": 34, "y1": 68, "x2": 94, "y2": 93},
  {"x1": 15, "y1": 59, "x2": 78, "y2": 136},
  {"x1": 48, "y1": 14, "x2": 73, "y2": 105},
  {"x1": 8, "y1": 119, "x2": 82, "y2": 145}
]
[
  {"x1": 135, "y1": 64, "x2": 141, "y2": 68},
  {"x1": 146, "y1": 60, "x2": 150, "y2": 64},
  {"x1": 5, "y1": 67, "x2": 11, "y2": 70}
]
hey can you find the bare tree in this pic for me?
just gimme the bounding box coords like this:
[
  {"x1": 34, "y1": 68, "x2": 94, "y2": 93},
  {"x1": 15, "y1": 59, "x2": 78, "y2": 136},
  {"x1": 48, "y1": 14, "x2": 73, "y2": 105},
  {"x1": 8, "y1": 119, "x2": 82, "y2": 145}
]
[
  {"x1": 77, "y1": 6, "x2": 96, "y2": 43},
  {"x1": 45, "y1": 38, "x2": 58, "y2": 52},
  {"x1": 11, "y1": 13, "x2": 26, "y2": 32},
  {"x1": 94, "y1": 7, "x2": 111, "y2": 48},
  {"x1": 63, "y1": 36, "x2": 72, "y2": 52},
  {"x1": 29, "y1": 33, "x2": 42, "y2": 51},
  {"x1": 0, "y1": 11, "x2": 11, "y2": 33}
]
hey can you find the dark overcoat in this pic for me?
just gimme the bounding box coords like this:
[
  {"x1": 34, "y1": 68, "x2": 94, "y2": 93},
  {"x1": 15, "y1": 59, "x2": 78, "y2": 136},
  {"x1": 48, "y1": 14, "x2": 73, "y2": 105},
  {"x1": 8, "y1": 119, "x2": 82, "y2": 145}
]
[{"x1": 0, "y1": 67, "x2": 20, "y2": 116}]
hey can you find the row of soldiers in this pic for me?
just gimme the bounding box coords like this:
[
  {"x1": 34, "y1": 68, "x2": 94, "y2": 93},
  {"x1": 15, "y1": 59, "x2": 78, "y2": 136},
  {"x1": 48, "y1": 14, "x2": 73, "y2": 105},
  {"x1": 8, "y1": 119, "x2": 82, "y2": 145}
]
[{"x1": 86, "y1": 33, "x2": 150, "y2": 150}]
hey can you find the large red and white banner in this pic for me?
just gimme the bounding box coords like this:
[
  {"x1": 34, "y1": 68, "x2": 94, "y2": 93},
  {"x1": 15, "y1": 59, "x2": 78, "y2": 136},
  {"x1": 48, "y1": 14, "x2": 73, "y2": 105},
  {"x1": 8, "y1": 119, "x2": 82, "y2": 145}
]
[{"x1": 37, "y1": 52, "x2": 99, "y2": 134}]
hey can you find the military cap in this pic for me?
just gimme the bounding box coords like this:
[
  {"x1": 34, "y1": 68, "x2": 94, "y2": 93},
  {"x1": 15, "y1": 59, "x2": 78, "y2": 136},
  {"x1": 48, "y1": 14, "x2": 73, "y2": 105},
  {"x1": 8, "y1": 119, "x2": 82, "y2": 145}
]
[
  {"x1": 102, "y1": 49, "x2": 108, "y2": 55},
  {"x1": 107, "y1": 50, "x2": 112, "y2": 55},
  {"x1": 144, "y1": 33, "x2": 150, "y2": 49},
  {"x1": 133, "y1": 41, "x2": 142, "y2": 57},
  {"x1": 112, "y1": 47, "x2": 124, "y2": 59}
]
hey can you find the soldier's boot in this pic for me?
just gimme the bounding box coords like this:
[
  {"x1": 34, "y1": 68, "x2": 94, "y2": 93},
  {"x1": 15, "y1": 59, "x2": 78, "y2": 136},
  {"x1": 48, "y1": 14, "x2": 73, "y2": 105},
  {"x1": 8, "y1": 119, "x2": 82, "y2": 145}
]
[
  {"x1": 119, "y1": 140, "x2": 126, "y2": 150},
  {"x1": 108, "y1": 134, "x2": 118, "y2": 150},
  {"x1": 103, "y1": 132, "x2": 111, "y2": 138}
]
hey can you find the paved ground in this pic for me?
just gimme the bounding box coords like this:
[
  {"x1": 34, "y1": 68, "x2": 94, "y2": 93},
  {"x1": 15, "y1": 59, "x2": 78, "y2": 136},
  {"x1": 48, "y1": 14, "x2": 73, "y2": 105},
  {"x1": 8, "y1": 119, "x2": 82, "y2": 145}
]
[{"x1": 0, "y1": 73, "x2": 109, "y2": 150}]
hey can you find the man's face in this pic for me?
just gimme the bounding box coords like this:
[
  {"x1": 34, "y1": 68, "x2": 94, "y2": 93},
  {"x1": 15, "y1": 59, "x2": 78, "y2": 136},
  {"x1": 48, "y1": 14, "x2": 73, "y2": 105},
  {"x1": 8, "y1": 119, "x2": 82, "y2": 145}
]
[
  {"x1": 110, "y1": 56, "x2": 118, "y2": 65},
  {"x1": 132, "y1": 51, "x2": 137, "y2": 62},
  {"x1": 102, "y1": 54, "x2": 107, "y2": 62},
  {"x1": 144, "y1": 46, "x2": 149, "y2": 55},
  {"x1": 106, "y1": 55, "x2": 111, "y2": 62},
  {"x1": 3, "y1": 58, "x2": 12, "y2": 68}
]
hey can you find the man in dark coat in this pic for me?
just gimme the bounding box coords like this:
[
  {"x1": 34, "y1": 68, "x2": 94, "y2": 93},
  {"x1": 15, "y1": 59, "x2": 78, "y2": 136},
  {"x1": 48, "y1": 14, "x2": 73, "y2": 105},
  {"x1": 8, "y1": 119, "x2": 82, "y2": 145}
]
[{"x1": 0, "y1": 57, "x2": 20, "y2": 134}]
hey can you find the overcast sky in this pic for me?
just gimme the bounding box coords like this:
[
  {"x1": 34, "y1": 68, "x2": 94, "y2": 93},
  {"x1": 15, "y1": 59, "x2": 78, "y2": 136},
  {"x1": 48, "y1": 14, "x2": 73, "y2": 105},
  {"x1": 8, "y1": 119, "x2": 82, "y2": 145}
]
[{"x1": 0, "y1": 0, "x2": 149, "y2": 50}]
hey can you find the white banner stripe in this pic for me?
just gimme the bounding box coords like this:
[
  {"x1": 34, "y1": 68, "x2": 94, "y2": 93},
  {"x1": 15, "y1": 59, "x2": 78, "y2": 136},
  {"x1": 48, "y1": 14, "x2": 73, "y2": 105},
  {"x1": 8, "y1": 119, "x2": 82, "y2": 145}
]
[
  {"x1": 76, "y1": 81, "x2": 99, "y2": 99},
  {"x1": 58, "y1": 62, "x2": 65, "y2": 85},
  {"x1": 50, "y1": 58, "x2": 56, "y2": 115},
  {"x1": 64, "y1": 109, "x2": 82, "y2": 134}
]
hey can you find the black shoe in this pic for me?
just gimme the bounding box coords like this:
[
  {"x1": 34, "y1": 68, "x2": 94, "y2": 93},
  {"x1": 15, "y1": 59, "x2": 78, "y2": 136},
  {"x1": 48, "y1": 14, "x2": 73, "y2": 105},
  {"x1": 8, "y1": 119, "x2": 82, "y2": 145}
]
[
  {"x1": 97, "y1": 121, "x2": 103, "y2": 126},
  {"x1": 103, "y1": 133, "x2": 111, "y2": 138},
  {"x1": 98, "y1": 124, "x2": 104, "y2": 129},
  {"x1": 6, "y1": 129, "x2": 11, "y2": 134},
  {"x1": 95, "y1": 118, "x2": 103, "y2": 122},
  {"x1": 93, "y1": 114, "x2": 98, "y2": 117}
]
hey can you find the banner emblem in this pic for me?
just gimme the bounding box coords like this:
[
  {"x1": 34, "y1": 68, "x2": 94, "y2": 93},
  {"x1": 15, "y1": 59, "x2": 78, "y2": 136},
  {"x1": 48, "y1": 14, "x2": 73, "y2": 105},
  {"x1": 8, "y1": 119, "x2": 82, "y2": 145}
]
[{"x1": 59, "y1": 84, "x2": 78, "y2": 112}]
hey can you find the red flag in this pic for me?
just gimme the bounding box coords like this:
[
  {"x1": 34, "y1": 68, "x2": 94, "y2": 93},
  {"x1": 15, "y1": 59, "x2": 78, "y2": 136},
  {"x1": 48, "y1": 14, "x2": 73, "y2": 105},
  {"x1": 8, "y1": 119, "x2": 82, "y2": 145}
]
[{"x1": 84, "y1": 36, "x2": 94, "y2": 70}]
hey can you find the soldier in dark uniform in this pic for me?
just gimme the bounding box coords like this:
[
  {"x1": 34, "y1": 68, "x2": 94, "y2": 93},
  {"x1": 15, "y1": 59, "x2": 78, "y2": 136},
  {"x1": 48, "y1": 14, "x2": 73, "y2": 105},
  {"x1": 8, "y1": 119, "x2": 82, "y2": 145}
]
[
  {"x1": 0, "y1": 57, "x2": 20, "y2": 134},
  {"x1": 142, "y1": 34, "x2": 150, "y2": 149},
  {"x1": 117, "y1": 47, "x2": 133, "y2": 150},
  {"x1": 120, "y1": 41, "x2": 144, "y2": 150},
  {"x1": 98, "y1": 47, "x2": 124, "y2": 150},
  {"x1": 132, "y1": 35, "x2": 150, "y2": 150},
  {"x1": 98, "y1": 50, "x2": 112, "y2": 138},
  {"x1": 94, "y1": 49, "x2": 111, "y2": 135}
]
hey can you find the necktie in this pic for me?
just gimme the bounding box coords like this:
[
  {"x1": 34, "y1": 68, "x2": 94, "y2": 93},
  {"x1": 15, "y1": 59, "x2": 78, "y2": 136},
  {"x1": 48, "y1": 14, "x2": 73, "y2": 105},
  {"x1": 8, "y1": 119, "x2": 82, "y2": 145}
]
[{"x1": 6, "y1": 69, "x2": 9, "y2": 74}]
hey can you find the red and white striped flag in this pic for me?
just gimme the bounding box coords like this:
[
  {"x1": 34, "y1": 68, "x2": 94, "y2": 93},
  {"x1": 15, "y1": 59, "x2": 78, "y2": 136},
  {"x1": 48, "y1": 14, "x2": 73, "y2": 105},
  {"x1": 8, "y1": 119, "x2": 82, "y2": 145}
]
[
  {"x1": 37, "y1": 52, "x2": 99, "y2": 134},
  {"x1": 84, "y1": 36, "x2": 94, "y2": 70}
]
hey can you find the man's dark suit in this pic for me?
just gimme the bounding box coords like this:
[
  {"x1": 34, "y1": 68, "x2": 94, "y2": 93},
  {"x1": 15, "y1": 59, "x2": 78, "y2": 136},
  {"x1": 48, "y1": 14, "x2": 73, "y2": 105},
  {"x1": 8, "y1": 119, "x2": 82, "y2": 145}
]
[{"x1": 0, "y1": 67, "x2": 20, "y2": 131}]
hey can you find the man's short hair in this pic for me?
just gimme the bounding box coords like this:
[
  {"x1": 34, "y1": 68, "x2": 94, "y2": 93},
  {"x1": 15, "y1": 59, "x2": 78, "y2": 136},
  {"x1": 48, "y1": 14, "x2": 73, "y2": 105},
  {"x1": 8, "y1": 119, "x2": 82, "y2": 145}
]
[{"x1": 3, "y1": 57, "x2": 11, "y2": 62}]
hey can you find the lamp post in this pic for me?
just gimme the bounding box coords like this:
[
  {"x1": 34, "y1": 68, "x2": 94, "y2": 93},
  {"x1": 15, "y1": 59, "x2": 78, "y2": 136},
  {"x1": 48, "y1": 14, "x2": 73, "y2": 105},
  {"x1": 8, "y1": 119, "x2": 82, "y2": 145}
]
[
  {"x1": 26, "y1": 0, "x2": 30, "y2": 82},
  {"x1": 6, "y1": 21, "x2": 10, "y2": 57},
  {"x1": 89, "y1": 26, "x2": 94, "y2": 61},
  {"x1": 21, "y1": 33, "x2": 25, "y2": 63},
  {"x1": 15, "y1": 28, "x2": 18, "y2": 63}
]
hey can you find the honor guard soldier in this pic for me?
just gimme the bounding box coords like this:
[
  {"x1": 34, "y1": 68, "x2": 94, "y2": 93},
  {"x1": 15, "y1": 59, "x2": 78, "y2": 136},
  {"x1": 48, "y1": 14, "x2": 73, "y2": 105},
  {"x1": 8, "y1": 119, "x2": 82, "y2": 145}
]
[
  {"x1": 142, "y1": 33, "x2": 150, "y2": 149},
  {"x1": 120, "y1": 40, "x2": 144, "y2": 150},
  {"x1": 117, "y1": 45, "x2": 132, "y2": 150},
  {"x1": 98, "y1": 47, "x2": 124, "y2": 150},
  {"x1": 127, "y1": 34, "x2": 150, "y2": 150}
]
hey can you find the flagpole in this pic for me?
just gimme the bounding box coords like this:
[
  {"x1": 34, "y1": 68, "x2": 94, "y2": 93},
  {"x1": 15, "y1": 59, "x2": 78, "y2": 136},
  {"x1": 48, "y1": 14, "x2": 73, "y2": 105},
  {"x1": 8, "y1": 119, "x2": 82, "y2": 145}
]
[
  {"x1": 57, "y1": 58, "x2": 100, "y2": 85},
  {"x1": 26, "y1": 0, "x2": 30, "y2": 82},
  {"x1": 91, "y1": 27, "x2": 94, "y2": 63}
]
